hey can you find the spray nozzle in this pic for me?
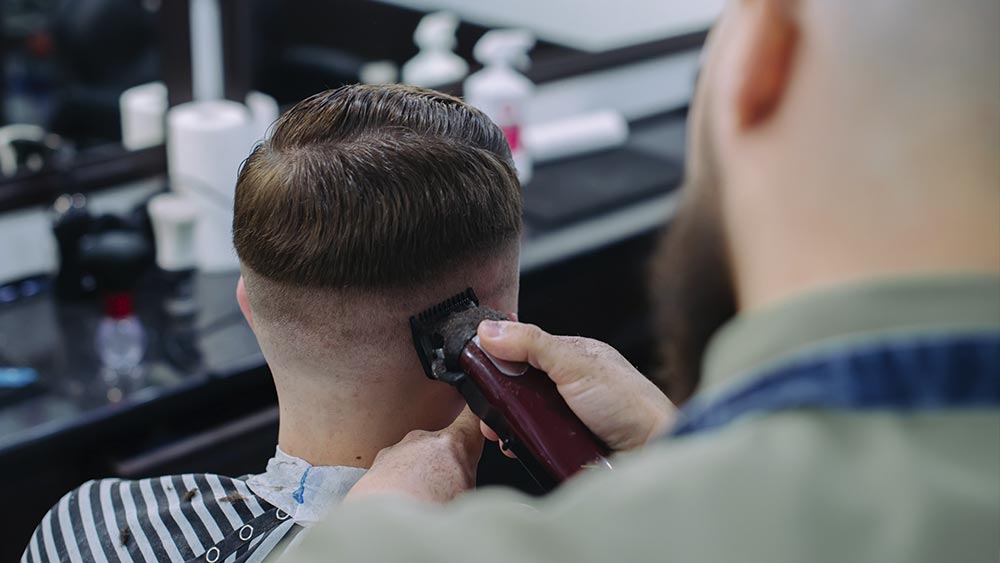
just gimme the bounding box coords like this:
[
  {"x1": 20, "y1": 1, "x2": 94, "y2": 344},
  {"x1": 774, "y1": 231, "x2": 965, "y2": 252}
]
[
  {"x1": 414, "y1": 12, "x2": 460, "y2": 50},
  {"x1": 473, "y1": 29, "x2": 535, "y2": 70}
]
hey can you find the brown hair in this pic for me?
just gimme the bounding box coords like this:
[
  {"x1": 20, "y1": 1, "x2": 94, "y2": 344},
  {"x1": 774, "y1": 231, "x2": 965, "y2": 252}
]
[{"x1": 233, "y1": 84, "x2": 522, "y2": 290}]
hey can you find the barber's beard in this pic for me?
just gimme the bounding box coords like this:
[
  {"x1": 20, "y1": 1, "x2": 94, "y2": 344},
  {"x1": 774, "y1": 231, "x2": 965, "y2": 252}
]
[
  {"x1": 648, "y1": 103, "x2": 737, "y2": 405},
  {"x1": 650, "y1": 190, "x2": 736, "y2": 404}
]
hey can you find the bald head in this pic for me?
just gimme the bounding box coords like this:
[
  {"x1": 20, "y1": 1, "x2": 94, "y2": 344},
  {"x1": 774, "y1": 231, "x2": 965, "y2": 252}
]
[
  {"x1": 703, "y1": 0, "x2": 999, "y2": 309},
  {"x1": 651, "y1": 0, "x2": 999, "y2": 401},
  {"x1": 781, "y1": 0, "x2": 998, "y2": 172}
]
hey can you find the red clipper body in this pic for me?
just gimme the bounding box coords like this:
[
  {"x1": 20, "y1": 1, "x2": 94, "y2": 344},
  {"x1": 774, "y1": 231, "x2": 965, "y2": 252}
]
[{"x1": 410, "y1": 289, "x2": 611, "y2": 491}]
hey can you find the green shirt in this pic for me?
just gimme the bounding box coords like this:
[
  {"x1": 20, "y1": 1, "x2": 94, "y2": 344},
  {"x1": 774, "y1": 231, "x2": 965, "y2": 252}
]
[{"x1": 287, "y1": 274, "x2": 1000, "y2": 563}]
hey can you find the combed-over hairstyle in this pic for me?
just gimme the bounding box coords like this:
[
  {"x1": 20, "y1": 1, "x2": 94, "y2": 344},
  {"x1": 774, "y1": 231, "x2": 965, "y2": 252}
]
[{"x1": 233, "y1": 84, "x2": 522, "y2": 290}]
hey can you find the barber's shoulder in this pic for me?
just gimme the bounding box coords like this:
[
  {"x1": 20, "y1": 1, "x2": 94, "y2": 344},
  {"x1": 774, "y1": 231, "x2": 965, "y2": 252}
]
[
  {"x1": 544, "y1": 414, "x2": 804, "y2": 521},
  {"x1": 547, "y1": 411, "x2": 911, "y2": 531}
]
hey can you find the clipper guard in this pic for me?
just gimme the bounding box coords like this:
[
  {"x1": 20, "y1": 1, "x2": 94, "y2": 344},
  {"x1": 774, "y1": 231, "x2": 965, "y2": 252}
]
[{"x1": 410, "y1": 289, "x2": 611, "y2": 491}]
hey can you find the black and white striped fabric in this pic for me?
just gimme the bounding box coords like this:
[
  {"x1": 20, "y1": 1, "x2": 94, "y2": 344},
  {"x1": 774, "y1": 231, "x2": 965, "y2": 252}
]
[{"x1": 21, "y1": 474, "x2": 303, "y2": 563}]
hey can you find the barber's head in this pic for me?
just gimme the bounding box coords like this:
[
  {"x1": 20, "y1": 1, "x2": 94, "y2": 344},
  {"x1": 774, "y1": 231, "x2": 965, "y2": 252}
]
[
  {"x1": 233, "y1": 84, "x2": 522, "y2": 426},
  {"x1": 654, "y1": 0, "x2": 1000, "y2": 402}
]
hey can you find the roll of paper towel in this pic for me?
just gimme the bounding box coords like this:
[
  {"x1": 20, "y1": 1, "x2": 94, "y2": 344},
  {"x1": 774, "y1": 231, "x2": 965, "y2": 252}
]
[
  {"x1": 246, "y1": 91, "x2": 279, "y2": 144},
  {"x1": 524, "y1": 110, "x2": 629, "y2": 163},
  {"x1": 120, "y1": 82, "x2": 168, "y2": 151},
  {"x1": 167, "y1": 100, "x2": 251, "y2": 272}
]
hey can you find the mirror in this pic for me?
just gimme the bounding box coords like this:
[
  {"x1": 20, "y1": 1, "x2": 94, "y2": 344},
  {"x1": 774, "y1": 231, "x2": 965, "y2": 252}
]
[
  {"x1": 1, "y1": 0, "x2": 161, "y2": 158},
  {"x1": 0, "y1": 0, "x2": 717, "y2": 205}
]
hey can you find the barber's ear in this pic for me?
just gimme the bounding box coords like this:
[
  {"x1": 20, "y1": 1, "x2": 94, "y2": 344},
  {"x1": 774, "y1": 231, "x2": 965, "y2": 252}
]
[
  {"x1": 734, "y1": 0, "x2": 799, "y2": 129},
  {"x1": 236, "y1": 276, "x2": 254, "y2": 330}
]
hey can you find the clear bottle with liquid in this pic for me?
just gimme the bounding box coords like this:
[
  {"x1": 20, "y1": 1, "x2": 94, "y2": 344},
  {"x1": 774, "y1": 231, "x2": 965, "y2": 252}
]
[
  {"x1": 96, "y1": 292, "x2": 146, "y2": 374},
  {"x1": 80, "y1": 230, "x2": 152, "y2": 377}
]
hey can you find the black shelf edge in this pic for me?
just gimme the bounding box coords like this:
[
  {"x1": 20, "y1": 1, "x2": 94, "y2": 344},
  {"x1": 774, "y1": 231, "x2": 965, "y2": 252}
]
[{"x1": 0, "y1": 145, "x2": 167, "y2": 212}]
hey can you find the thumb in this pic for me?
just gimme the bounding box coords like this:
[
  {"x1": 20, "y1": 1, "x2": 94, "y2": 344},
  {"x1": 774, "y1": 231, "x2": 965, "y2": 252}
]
[
  {"x1": 478, "y1": 321, "x2": 591, "y2": 386},
  {"x1": 477, "y1": 320, "x2": 556, "y2": 372}
]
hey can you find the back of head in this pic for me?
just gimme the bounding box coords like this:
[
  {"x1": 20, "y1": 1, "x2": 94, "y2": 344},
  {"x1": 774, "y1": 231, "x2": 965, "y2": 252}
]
[
  {"x1": 688, "y1": 0, "x2": 1000, "y2": 310},
  {"x1": 233, "y1": 84, "x2": 522, "y2": 381}
]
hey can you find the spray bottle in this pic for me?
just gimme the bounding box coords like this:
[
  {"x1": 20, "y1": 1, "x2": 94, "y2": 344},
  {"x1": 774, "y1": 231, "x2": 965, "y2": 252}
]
[
  {"x1": 464, "y1": 30, "x2": 536, "y2": 184},
  {"x1": 402, "y1": 12, "x2": 468, "y2": 88}
]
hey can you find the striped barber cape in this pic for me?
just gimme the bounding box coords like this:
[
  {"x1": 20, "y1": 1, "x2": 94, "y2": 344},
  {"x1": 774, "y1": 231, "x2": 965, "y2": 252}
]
[{"x1": 21, "y1": 448, "x2": 368, "y2": 563}]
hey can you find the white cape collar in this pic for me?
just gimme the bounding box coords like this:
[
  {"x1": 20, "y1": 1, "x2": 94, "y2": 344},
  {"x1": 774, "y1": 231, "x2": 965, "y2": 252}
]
[{"x1": 246, "y1": 446, "x2": 367, "y2": 526}]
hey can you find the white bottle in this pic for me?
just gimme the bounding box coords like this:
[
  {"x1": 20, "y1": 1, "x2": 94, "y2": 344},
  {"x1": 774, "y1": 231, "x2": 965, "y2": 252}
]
[
  {"x1": 464, "y1": 30, "x2": 536, "y2": 184},
  {"x1": 402, "y1": 12, "x2": 468, "y2": 88}
]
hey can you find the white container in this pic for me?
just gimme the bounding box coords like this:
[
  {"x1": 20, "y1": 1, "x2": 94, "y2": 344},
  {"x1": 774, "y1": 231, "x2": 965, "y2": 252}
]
[
  {"x1": 402, "y1": 12, "x2": 468, "y2": 88},
  {"x1": 119, "y1": 82, "x2": 168, "y2": 151},
  {"x1": 167, "y1": 100, "x2": 252, "y2": 272},
  {"x1": 524, "y1": 110, "x2": 629, "y2": 163},
  {"x1": 464, "y1": 30, "x2": 536, "y2": 184},
  {"x1": 147, "y1": 193, "x2": 198, "y2": 272},
  {"x1": 360, "y1": 60, "x2": 399, "y2": 85},
  {"x1": 245, "y1": 91, "x2": 279, "y2": 144}
]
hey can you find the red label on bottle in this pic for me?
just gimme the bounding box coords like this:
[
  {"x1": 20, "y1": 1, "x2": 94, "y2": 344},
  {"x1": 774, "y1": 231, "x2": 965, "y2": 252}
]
[
  {"x1": 105, "y1": 292, "x2": 134, "y2": 319},
  {"x1": 502, "y1": 124, "x2": 521, "y2": 151}
]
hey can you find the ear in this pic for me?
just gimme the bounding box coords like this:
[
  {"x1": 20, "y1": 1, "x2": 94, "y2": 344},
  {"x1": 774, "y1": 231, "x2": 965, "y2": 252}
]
[
  {"x1": 236, "y1": 276, "x2": 254, "y2": 330},
  {"x1": 734, "y1": 0, "x2": 800, "y2": 129}
]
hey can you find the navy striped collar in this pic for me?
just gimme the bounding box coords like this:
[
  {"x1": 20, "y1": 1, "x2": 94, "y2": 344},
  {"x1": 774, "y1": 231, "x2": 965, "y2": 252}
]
[
  {"x1": 701, "y1": 275, "x2": 1000, "y2": 393},
  {"x1": 671, "y1": 332, "x2": 1000, "y2": 438}
]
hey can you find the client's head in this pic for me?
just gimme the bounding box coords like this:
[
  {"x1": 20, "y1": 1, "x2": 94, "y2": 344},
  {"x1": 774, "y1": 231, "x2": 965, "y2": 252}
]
[{"x1": 232, "y1": 84, "x2": 521, "y2": 460}]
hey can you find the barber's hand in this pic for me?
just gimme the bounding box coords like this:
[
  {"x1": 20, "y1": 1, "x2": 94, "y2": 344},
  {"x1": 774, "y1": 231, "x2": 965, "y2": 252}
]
[
  {"x1": 477, "y1": 321, "x2": 675, "y2": 453},
  {"x1": 345, "y1": 408, "x2": 484, "y2": 504}
]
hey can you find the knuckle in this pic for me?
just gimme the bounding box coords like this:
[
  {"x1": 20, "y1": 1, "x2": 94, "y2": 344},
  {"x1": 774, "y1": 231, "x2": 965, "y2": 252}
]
[
  {"x1": 442, "y1": 433, "x2": 472, "y2": 460},
  {"x1": 554, "y1": 336, "x2": 602, "y2": 358},
  {"x1": 427, "y1": 431, "x2": 451, "y2": 448},
  {"x1": 521, "y1": 323, "x2": 547, "y2": 344},
  {"x1": 572, "y1": 337, "x2": 620, "y2": 362},
  {"x1": 442, "y1": 432, "x2": 464, "y2": 451},
  {"x1": 405, "y1": 429, "x2": 433, "y2": 441}
]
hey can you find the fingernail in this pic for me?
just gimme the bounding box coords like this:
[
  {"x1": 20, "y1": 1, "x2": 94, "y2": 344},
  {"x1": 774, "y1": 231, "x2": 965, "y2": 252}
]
[{"x1": 479, "y1": 320, "x2": 505, "y2": 338}]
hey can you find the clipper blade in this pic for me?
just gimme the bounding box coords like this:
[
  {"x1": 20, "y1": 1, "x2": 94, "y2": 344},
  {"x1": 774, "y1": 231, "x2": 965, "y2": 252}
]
[{"x1": 410, "y1": 288, "x2": 480, "y2": 380}]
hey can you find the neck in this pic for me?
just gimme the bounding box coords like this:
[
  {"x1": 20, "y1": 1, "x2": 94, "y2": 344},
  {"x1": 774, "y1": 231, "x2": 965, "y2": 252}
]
[{"x1": 272, "y1": 369, "x2": 464, "y2": 468}]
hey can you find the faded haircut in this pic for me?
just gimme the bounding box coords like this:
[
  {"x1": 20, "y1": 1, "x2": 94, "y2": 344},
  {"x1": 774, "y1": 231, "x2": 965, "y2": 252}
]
[{"x1": 233, "y1": 84, "x2": 522, "y2": 324}]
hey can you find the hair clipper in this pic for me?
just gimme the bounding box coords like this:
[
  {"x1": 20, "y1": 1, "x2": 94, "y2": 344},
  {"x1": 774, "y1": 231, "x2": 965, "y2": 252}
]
[{"x1": 410, "y1": 289, "x2": 612, "y2": 492}]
